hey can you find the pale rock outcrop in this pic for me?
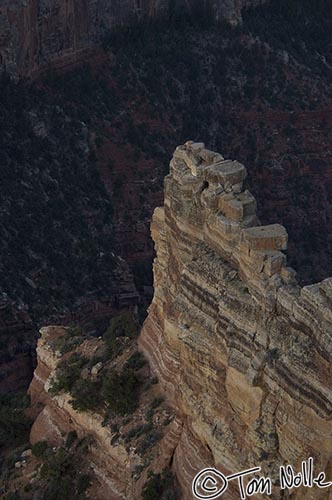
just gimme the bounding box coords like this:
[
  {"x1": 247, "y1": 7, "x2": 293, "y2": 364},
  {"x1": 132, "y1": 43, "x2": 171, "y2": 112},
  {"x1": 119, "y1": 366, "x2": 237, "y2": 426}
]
[
  {"x1": 28, "y1": 325, "x2": 178, "y2": 499},
  {"x1": 139, "y1": 141, "x2": 332, "y2": 499},
  {"x1": 29, "y1": 326, "x2": 137, "y2": 499}
]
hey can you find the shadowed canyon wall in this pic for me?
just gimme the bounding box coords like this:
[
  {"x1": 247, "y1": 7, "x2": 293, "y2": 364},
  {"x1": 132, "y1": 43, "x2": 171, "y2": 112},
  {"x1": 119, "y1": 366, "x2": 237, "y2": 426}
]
[
  {"x1": 0, "y1": 298, "x2": 35, "y2": 393},
  {"x1": 0, "y1": 0, "x2": 261, "y2": 76},
  {"x1": 138, "y1": 142, "x2": 332, "y2": 499}
]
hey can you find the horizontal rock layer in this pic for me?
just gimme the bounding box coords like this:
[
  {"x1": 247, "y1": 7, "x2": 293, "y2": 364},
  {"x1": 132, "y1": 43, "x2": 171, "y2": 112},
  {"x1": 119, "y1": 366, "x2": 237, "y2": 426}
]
[
  {"x1": 28, "y1": 325, "x2": 179, "y2": 499},
  {"x1": 138, "y1": 142, "x2": 332, "y2": 499}
]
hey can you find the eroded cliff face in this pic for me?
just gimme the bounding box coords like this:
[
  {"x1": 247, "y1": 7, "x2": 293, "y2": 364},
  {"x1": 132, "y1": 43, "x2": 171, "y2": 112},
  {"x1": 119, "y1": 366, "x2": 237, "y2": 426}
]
[
  {"x1": 139, "y1": 142, "x2": 332, "y2": 499},
  {"x1": 0, "y1": 0, "x2": 260, "y2": 75},
  {"x1": 27, "y1": 324, "x2": 179, "y2": 499},
  {"x1": 28, "y1": 326, "x2": 141, "y2": 499}
]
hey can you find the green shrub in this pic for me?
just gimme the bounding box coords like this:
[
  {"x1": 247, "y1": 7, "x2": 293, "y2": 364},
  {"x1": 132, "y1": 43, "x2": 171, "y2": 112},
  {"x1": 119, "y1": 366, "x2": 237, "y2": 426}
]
[
  {"x1": 142, "y1": 469, "x2": 178, "y2": 500},
  {"x1": 0, "y1": 392, "x2": 31, "y2": 448},
  {"x1": 146, "y1": 408, "x2": 154, "y2": 420},
  {"x1": 137, "y1": 429, "x2": 163, "y2": 455},
  {"x1": 124, "y1": 351, "x2": 147, "y2": 371},
  {"x1": 75, "y1": 435, "x2": 95, "y2": 453},
  {"x1": 32, "y1": 440, "x2": 48, "y2": 458},
  {"x1": 65, "y1": 430, "x2": 78, "y2": 449},
  {"x1": 77, "y1": 474, "x2": 92, "y2": 495},
  {"x1": 102, "y1": 368, "x2": 140, "y2": 415},
  {"x1": 50, "y1": 353, "x2": 104, "y2": 412},
  {"x1": 70, "y1": 379, "x2": 102, "y2": 412},
  {"x1": 104, "y1": 312, "x2": 138, "y2": 340},
  {"x1": 66, "y1": 324, "x2": 84, "y2": 337},
  {"x1": 103, "y1": 313, "x2": 138, "y2": 359},
  {"x1": 151, "y1": 397, "x2": 164, "y2": 409},
  {"x1": 40, "y1": 447, "x2": 91, "y2": 499},
  {"x1": 50, "y1": 353, "x2": 88, "y2": 394},
  {"x1": 52, "y1": 325, "x2": 86, "y2": 354},
  {"x1": 124, "y1": 422, "x2": 153, "y2": 443},
  {"x1": 45, "y1": 477, "x2": 72, "y2": 500}
]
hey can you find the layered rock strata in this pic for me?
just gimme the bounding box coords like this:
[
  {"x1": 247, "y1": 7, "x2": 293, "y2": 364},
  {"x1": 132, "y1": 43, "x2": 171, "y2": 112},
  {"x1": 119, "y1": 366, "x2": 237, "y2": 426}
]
[
  {"x1": 29, "y1": 327, "x2": 137, "y2": 499},
  {"x1": 0, "y1": 0, "x2": 261, "y2": 76},
  {"x1": 139, "y1": 142, "x2": 332, "y2": 499},
  {"x1": 28, "y1": 325, "x2": 178, "y2": 499}
]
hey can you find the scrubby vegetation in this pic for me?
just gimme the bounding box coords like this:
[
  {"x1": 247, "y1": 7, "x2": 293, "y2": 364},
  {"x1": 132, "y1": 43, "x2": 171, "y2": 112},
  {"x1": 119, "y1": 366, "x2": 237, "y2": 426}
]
[
  {"x1": 51, "y1": 324, "x2": 87, "y2": 354},
  {"x1": 31, "y1": 440, "x2": 48, "y2": 458},
  {"x1": 51, "y1": 354, "x2": 141, "y2": 415},
  {"x1": 43, "y1": 314, "x2": 170, "y2": 475},
  {"x1": 244, "y1": 0, "x2": 332, "y2": 74},
  {"x1": 103, "y1": 312, "x2": 139, "y2": 360},
  {"x1": 102, "y1": 368, "x2": 140, "y2": 415},
  {"x1": 49, "y1": 314, "x2": 144, "y2": 415},
  {"x1": 142, "y1": 468, "x2": 179, "y2": 500},
  {"x1": 3, "y1": 439, "x2": 92, "y2": 500},
  {"x1": 50, "y1": 353, "x2": 88, "y2": 395},
  {"x1": 0, "y1": 392, "x2": 31, "y2": 449},
  {"x1": 104, "y1": 312, "x2": 138, "y2": 340},
  {"x1": 0, "y1": 71, "x2": 116, "y2": 324},
  {"x1": 39, "y1": 445, "x2": 91, "y2": 499}
]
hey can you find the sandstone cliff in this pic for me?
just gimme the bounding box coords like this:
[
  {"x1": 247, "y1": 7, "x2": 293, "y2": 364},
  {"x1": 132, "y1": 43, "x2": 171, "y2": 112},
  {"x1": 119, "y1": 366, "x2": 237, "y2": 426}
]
[
  {"x1": 28, "y1": 326, "x2": 142, "y2": 499},
  {"x1": 26, "y1": 143, "x2": 332, "y2": 499},
  {"x1": 139, "y1": 142, "x2": 332, "y2": 499},
  {"x1": 0, "y1": 0, "x2": 260, "y2": 76},
  {"x1": 26, "y1": 324, "x2": 179, "y2": 499}
]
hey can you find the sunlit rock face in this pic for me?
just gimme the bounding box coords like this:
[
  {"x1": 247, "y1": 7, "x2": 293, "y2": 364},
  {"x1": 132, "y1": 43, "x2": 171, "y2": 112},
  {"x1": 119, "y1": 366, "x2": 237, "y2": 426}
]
[
  {"x1": 0, "y1": 0, "x2": 259, "y2": 76},
  {"x1": 139, "y1": 142, "x2": 332, "y2": 499}
]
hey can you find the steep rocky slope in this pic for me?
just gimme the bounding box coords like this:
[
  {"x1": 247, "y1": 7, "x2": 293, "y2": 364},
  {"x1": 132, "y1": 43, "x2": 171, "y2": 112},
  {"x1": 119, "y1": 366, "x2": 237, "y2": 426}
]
[
  {"x1": 8, "y1": 321, "x2": 180, "y2": 499},
  {"x1": 0, "y1": 0, "x2": 259, "y2": 76},
  {"x1": 139, "y1": 142, "x2": 332, "y2": 499}
]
